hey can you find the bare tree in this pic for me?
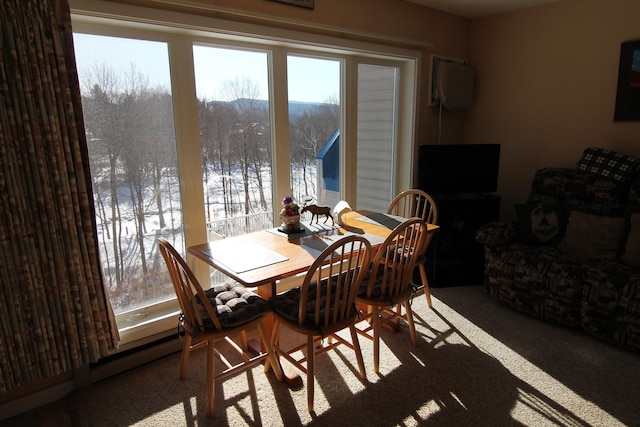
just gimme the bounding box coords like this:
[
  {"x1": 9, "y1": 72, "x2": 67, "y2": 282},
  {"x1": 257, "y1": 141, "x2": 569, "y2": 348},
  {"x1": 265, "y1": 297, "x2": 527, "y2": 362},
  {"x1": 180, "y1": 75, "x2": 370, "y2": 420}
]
[
  {"x1": 198, "y1": 99, "x2": 236, "y2": 220},
  {"x1": 250, "y1": 106, "x2": 270, "y2": 211},
  {"x1": 223, "y1": 77, "x2": 270, "y2": 216},
  {"x1": 81, "y1": 64, "x2": 125, "y2": 294},
  {"x1": 80, "y1": 62, "x2": 179, "y2": 310},
  {"x1": 290, "y1": 98, "x2": 340, "y2": 202},
  {"x1": 118, "y1": 67, "x2": 153, "y2": 278},
  {"x1": 147, "y1": 93, "x2": 176, "y2": 230}
]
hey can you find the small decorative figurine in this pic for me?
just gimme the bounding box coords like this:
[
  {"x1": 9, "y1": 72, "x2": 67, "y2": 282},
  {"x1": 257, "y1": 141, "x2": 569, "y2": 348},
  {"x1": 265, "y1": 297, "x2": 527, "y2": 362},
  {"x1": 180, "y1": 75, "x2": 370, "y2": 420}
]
[
  {"x1": 301, "y1": 204, "x2": 334, "y2": 225},
  {"x1": 279, "y1": 196, "x2": 301, "y2": 232}
]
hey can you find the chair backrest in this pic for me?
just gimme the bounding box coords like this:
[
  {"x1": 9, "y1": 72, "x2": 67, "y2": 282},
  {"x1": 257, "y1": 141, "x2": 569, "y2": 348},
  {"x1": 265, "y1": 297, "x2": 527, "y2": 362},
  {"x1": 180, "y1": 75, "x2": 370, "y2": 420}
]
[
  {"x1": 157, "y1": 238, "x2": 222, "y2": 333},
  {"x1": 388, "y1": 189, "x2": 438, "y2": 225},
  {"x1": 297, "y1": 235, "x2": 372, "y2": 331},
  {"x1": 362, "y1": 217, "x2": 427, "y2": 300},
  {"x1": 388, "y1": 189, "x2": 437, "y2": 256}
]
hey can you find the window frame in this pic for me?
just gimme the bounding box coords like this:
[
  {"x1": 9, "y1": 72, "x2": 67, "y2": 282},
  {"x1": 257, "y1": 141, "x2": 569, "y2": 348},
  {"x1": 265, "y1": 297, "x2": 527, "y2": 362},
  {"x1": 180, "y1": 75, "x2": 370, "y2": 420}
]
[{"x1": 70, "y1": 0, "x2": 419, "y2": 347}]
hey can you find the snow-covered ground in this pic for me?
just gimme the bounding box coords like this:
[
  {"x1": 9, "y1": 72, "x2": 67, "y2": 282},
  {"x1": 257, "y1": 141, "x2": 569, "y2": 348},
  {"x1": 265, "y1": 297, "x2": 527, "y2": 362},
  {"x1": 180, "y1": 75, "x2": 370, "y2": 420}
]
[{"x1": 95, "y1": 163, "x2": 320, "y2": 314}]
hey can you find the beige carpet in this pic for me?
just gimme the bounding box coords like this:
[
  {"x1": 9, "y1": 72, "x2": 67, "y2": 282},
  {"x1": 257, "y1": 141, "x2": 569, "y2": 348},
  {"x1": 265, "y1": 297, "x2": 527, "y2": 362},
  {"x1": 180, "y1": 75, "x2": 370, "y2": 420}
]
[{"x1": 12, "y1": 285, "x2": 640, "y2": 426}]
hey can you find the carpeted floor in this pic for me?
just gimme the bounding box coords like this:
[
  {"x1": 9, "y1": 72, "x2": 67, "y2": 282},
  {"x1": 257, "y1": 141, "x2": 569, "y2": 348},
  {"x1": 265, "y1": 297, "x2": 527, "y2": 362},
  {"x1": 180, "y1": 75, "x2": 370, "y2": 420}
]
[{"x1": 5, "y1": 285, "x2": 639, "y2": 426}]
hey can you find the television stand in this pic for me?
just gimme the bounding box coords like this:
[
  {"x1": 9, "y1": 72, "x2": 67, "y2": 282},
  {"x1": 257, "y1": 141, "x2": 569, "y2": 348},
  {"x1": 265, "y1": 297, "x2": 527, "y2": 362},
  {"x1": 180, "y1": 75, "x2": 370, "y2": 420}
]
[{"x1": 424, "y1": 193, "x2": 500, "y2": 287}]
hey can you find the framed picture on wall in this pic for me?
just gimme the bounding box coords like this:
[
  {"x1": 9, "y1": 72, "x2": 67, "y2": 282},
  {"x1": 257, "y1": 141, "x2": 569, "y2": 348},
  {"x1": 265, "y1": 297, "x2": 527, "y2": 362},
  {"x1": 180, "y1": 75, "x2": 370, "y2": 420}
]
[{"x1": 614, "y1": 40, "x2": 640, "y2": 121}]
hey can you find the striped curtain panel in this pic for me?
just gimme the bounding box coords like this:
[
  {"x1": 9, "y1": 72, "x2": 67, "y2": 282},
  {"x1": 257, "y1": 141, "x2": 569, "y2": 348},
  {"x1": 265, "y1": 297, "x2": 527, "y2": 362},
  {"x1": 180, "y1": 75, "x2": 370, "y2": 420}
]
[{"x1": 0, "y1": 0, "x2": 119, "y2": 393}]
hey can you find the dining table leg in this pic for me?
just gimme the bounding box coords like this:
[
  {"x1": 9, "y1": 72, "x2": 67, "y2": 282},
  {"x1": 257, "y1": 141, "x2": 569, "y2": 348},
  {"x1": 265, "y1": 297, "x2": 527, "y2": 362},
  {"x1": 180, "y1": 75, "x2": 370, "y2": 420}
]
[{"x1": 251, "y1": 281, "x2": 303, "y2": 388}]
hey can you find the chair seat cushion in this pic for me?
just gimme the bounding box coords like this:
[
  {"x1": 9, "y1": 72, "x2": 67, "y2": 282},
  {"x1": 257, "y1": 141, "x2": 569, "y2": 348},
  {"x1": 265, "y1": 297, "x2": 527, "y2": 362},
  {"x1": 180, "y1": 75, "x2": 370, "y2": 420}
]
[
  {"x1": 271, "y1": 279, "x2": 357, "y2": 333},
  {"x1": 197, "y1": 282, "x2": 268, "y2": 328},
  {"x1": 358, "y1": 267, "x2": 412, "y2": 304}
]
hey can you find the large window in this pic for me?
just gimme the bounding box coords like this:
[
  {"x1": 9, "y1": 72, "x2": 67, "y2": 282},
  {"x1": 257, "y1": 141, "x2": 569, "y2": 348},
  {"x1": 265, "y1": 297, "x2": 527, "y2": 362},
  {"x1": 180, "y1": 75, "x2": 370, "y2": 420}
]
[
  {"x1": 71, "y1": 3, "x2": 418, "y2": 343},
  {"x1": 193, "y1": 45, "x2": 273, "y2": 238},
  {"x1": 287, "y1": 55, "x2": 341, "y2": 208},
  {"x1": 74, "y1": 33, "x2": 181, "y2": 316}
]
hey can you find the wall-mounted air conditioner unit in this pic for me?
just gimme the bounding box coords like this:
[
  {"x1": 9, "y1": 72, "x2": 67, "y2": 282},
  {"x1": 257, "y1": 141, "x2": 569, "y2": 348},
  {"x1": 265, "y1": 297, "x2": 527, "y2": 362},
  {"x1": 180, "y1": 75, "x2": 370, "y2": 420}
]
[{"x1": 429, "y1": 55, "x2": 475, "y2": 111}]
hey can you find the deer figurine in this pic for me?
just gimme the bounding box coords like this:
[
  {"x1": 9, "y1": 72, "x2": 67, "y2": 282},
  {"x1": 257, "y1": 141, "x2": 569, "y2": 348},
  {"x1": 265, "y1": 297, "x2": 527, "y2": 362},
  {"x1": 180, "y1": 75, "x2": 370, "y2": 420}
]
[{"x1": 301, "y1": 204, "x2": 334, "y2": 225}]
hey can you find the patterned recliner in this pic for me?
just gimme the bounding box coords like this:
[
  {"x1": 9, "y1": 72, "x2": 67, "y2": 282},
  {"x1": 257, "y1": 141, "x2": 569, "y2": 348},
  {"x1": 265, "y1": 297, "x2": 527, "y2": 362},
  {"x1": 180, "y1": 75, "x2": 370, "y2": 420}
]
[{"x1": 476, "y1": 148, "x2": 640, "y2": 351}]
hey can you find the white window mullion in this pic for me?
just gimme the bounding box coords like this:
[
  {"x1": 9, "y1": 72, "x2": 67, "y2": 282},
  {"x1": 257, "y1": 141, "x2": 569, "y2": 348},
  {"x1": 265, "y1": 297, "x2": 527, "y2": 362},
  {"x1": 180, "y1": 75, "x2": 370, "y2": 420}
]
[
  {"x1": 270, "y1": 47, "x2": 291, "y2": 224},
  {"x1": 343, "y1": 57, "x2": 358, "y2": 205},
  {"x1": 167, "y1": 37, "x2": 209, "y2": 283},
  {"x1": 397, "y1": 59, "x2": 419, "y2": 193}
]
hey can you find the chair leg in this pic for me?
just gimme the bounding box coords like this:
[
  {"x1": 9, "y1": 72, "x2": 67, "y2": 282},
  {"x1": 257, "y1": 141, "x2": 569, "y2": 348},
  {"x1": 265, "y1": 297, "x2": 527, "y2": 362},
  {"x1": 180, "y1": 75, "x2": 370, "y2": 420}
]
[
  {"x1": 206, "y1": 339, "x2": 215, "y2": 418},
  {"x1": 394, "y1": 303, "x2": 402, "y2": 327},
  {"x1": 372, "y1": 306, "x2": 381, "y2": 374},
  {"x1": 349, "y1": 325, "x2": 367, "y2": 380},
  {"x1": 419, "y1": 264, "x2": 432, "y2": 307},
  {"x1": 240, "y1": 330, "x2": 249, "y2": 351},
  {"x1": 307, "y1": 335, "x2": 315, "y2": 412},
  {"x1": 179, "y1": 334, "x2": 193, "y2": 380},
  {"x1": 403, "y1": 300, "x2": 418, "y2": 347}
]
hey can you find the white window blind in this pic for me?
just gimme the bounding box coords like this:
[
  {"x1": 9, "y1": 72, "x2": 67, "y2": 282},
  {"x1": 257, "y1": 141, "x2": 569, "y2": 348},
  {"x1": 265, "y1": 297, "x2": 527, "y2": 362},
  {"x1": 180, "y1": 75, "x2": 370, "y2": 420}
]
[{"x1": 356, "y1": 64, "x2": 398, "y2": 212}]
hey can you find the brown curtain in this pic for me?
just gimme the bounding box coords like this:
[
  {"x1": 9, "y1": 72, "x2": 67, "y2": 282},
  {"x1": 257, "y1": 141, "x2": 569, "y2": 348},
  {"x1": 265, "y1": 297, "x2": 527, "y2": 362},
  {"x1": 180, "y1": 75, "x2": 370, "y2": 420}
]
[{"x1": 0, "y1": 0, "x2": 119, "y2": 394}]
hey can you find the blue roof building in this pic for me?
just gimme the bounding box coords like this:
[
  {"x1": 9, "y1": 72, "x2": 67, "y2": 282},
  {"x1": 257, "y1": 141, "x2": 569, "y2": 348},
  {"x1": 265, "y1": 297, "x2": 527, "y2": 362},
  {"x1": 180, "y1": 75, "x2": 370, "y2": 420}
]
[{"x1": 316, "y1": 127, "x2": 340, "y2": 192}]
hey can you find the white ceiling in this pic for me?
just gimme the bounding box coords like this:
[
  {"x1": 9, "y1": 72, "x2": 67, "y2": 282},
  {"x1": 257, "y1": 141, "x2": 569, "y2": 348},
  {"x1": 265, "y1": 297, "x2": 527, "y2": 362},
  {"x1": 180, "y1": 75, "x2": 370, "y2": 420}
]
[{"x1": 403, "y1": 0, "x2": 560, "y2": 19}]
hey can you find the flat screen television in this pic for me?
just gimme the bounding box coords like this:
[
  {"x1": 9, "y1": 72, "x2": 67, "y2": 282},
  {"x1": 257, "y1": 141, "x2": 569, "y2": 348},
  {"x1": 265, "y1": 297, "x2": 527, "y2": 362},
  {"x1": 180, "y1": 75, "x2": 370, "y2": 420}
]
[{"x1": 418, "y1": 144, "x2": 500, "y2": 195}]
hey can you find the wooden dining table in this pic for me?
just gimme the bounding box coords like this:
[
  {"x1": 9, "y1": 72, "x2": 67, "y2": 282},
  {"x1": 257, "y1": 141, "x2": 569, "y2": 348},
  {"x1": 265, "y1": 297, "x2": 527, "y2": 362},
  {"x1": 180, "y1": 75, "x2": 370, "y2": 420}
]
[
  {"x1": 188, "y1": 209, "x2": 439, "y2": 384},
  {"x1": 189, "y1": 210, "x2": 438, "y2": 298}
]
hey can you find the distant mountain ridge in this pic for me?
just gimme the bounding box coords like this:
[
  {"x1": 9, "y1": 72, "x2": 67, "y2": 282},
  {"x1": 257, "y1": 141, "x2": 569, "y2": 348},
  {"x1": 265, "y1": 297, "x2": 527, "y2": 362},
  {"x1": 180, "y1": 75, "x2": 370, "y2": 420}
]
[{"x1": 207, "y1": 98, "x2": 332, "y2": 119}]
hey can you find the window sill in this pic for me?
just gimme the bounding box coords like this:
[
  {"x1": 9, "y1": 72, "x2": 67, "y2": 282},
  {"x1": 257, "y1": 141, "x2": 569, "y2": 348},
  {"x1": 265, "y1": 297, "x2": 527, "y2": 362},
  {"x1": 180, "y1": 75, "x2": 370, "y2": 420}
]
[{"x1": 116, "y1": 299, "x2": 180, "y2": 350}]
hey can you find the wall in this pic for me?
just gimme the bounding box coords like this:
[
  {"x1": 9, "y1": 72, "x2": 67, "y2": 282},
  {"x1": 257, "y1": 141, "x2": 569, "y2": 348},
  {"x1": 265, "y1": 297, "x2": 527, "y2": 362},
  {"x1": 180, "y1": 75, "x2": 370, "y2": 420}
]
[{"x1": 465, "y1": 0, "x2": 640, "y2": 220}]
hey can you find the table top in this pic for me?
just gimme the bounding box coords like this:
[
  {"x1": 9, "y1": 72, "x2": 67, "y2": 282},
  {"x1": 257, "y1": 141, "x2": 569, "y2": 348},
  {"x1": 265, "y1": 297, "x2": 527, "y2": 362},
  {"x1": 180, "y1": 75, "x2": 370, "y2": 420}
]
[{"x1": 188, "y1": 210, "x2": 439, "y2": 289}]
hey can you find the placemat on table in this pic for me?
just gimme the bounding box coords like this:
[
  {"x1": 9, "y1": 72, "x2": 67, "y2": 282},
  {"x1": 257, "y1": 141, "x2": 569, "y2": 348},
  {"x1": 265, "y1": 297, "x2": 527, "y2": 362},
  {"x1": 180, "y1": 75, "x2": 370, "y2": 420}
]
[
  {"x1": 300, "y1": 231, "x2": 385, "y2": 253},
  {"x1": 203, "y1": 241, "x2": 288, "y2": 273},
  {"x1": 352, "y1": 213, "x2": 406, "y2": 229}
]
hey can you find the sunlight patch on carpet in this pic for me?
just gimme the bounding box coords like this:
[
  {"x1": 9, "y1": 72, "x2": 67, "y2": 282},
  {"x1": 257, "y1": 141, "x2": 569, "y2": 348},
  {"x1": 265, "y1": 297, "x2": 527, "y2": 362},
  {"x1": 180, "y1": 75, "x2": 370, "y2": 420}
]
[
  {"x1": 429, "y1": 291, "x2": 625, "y2": 427},
  {"x1": 403, "y1": 399, "x2": 443, "y2": 426}
]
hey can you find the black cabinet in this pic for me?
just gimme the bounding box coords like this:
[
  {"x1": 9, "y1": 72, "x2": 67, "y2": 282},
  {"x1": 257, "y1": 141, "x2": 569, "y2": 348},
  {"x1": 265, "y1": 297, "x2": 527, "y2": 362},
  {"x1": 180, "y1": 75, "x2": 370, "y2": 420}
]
[{"x1": 424, "y1": 193, "x2": 500, "y2": 287}]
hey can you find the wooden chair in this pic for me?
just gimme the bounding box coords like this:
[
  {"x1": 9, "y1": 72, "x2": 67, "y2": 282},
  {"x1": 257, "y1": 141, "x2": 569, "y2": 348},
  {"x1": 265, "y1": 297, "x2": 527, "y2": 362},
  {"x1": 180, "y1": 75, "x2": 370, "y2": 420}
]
[
  {"x1": 269, "y1": 235, "x2": 372, "y2": 412},
  {"x1": 156, "y1": 238, "x2": 283, "y2": 418},
  {"x1": 387, "y1": 189, "x2": 438, "y2": 307},
  {"x1": 356, "y1": 217, "x2": 427, "y2": 373}
]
